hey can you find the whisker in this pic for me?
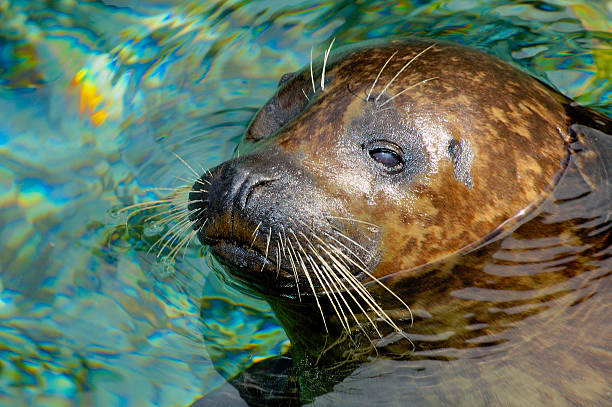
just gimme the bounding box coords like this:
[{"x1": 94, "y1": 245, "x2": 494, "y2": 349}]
[
  {"x1": 152, "y1": 209, "x2": 194, "y2": 228},
  {"x1": 182, "y1": 224, "x2": 204, "y2": 261},
  {"x1": 302, "y1": 224, "x2": 408, "y2": 336},
  {"x1": 322, "y1": 231, "x2": 369, "y2": 268},
  {"x1": 172, "y1": 152, "x2": 201, "y2": 178},
  {"x1": 278, "y1": 229, "x2": 287, "y2": 257},
  {"x1": 301, "y1": 88, "x2": 310, "y2": 101},
  {"x1": 375, "y1": 44, "x2": 435, "y2": 103},
  {"x1": 286, "y1": 235, "x2": 302, "y2": 301},
  {"x1": 148, "y1": 215, "x2": 194, "y2": 255},
  {"x1": 261, "y1": 226, "x2": 272, "y2": 272},
  {"x1": 118, "y1": 199, "x2": 173, "y2": 213},
  {"x1": 275, "y1": 245, "x2": 281, "y2": 278},
  {"x1": 174, "y1": 176, "x2": 206, "y2": 186},
  {"x1": 296, "y1": 226, "x2": 378, "y2": 338},
  {"x1": 323, "y1": 244, "x2": 398, "y2": 335},
  {"x1": 145, "y1": 203, "x2": 191, "y2": 222},
  {"x1": 311, "y1": 237, "x2": 384, "y2": 337},
  {"x1": 302, "y1": 237, "x2": 364, "y2": 332},
  {"x1": 328, "y1": 243, "x2": 413, "y2": 327},
  {"x1": 142, "y1": 187, "x2": 187, "y2": 192},
  {"x1": 166, "y1": 228, "x2": 197, "y2": 262},
  {"x1": 377, "y1": 77, "x2": 438, "y2": 109},
  {"x1": 251, "y1": 221, "x2": 263, "y2": 248},
  {"x1": 305, "y1": 252, "x2": 350, "y2": 333},
  {"x1": 291, "y1": 230, "x2": 350, "y2": 332},
  {"x1": 320, "y1": 249, "x2": 382, "y2": 339},
  {"x1": 156, "y1": 219, "x2": 196, "y2": 259},
  {"x1": 301, "y1": 256, "x2": 330, "y2": 333},
  {"x1": 366, "y1": 50, "x2": 398, "y2": 101},
  {"x1": 329, "y1": 228, "x2": 373, "y2": 258},
  {"x1": 321, "y1": 37, "x2": 335, "y2": 91}
]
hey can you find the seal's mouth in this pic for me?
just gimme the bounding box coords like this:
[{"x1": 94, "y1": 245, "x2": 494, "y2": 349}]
[{"x1": 209, "y1": 240, "x2": 299, "y2": 293}]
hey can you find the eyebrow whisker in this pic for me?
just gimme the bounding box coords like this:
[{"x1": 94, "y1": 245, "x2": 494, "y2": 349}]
[
  {"x1": 375, "y1": 44, "x2": 435, "y2": 103},
  {"x1": 321, "y1": 37, "x2": 335, "y2": 91},
  {"x1": 366, "y1": 50, "x2": 398, "y2": 101}
]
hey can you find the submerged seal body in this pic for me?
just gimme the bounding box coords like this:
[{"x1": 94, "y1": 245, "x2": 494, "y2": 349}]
[{"x1": 187, "y1": 40, "x2": 612, "y2": 405}]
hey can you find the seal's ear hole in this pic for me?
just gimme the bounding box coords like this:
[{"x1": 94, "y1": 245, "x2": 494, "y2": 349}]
[
  {"x1": 447, "y1": 138, "x2": 474, "y2": 188},
  {"x1": 245, "y1": 73, "x2": 309, "y2": 142},
  {"x1": 448, "y1": 139, "x2": 462, "y2": 161},
  {"x1": 365, "y1": 140, "x2": 405, "y2": 174},
  {"x1": 278, "y1": 72, "x2": 295, "y2": 88}
]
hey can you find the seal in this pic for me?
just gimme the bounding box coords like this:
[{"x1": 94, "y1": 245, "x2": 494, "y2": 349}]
[{"x1": 185, "y1": 39, "x2": 612, "y2": 405}]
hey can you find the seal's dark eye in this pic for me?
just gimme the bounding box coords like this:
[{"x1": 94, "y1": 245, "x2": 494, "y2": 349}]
[
  {"x1": 365, "y1": 141, "x2": 405, "y2": 174},
  {"x1": 370, "y1": 148, "x2": 402, "y2": 168}
]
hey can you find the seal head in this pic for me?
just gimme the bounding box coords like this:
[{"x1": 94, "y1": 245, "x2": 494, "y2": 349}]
[{"x1": 188, "y1": 39, "x2": 569, "y2": 297}]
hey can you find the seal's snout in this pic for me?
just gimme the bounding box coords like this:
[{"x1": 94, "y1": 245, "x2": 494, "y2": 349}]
[
  {"x1": 188, "y1": 154, "x2": 293, "y2": 247},
  {"x1": 186, "y1": 149, "x2": 367, "y2": 290},
  {"x1": 186, "y1": 152, "x2": 325, "y2": 288}
]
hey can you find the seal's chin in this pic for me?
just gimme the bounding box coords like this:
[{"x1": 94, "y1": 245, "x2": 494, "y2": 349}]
[{"x1": 210, "y1": 241, "x2": 299, "y2": 294}]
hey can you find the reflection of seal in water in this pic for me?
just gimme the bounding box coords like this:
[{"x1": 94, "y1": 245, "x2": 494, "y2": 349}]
[{"x1": 186, "y1": 40, "x2": 612, "y2": 406}]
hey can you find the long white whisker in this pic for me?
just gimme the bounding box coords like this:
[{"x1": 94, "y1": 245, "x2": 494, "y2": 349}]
[
  {"x1": 301, "y1": 254, "x2": 329, "y2": 333},
  {"x1": 155, "y1": 218, "x2": 195, "y2": 257},
  {"x1": 297, "y1": 226, "x2": 378, "y2": 338},
  {"x1": 305, "y1": 252, "x2": 349, "y2": 333},
  {"x1": 118, "y1": 199, "x2": 173, "y2": 213},
  {"x1": 166, "y1": 228, "x2": 197, "y2": 262},
  {"x1": 366, "y1": 50, "x2": 397, "y2": 101},
  {"x1": 153, "y1": 207, "x2": 197, "y2": 228},
  {"x1": 275, "y1": 245, "x2": 281, "y2": 278},
  {"x1": 149, "y1": 215, "x2": 193, "y2": 254},
  {"x1": 303, "y1": 237, "x2": 363, "y2": 332},
  {"x1": 261, "y1": 226, "x2": 272, "y2": 272},
  {"x1": 172, "y1": 152, "x2": 201, "y2": 178},
  {"x1": 377, "y1": 77, "x2": 438, "y2": 109},
  {"x1": 329, "y1": 228, "x2": 373, "y2": 258},
  {"x1": 286, "y1": 236, "x2": 302, "y2": 301},
  {"x1": 145, "y1": 204, "x2": 189, "y2": 222},
  {"x1": 291, "y1": 230, "x2": 350, "y2": 332},
  {"x1": 278, "y1": 229, "x2": 286, "y2": 256},
  {"x1": 181, "y1": 226, "x2": 202, "y2": 261},
  {"x1": 329, "y1": 242, "x2": 413, "y2": 327},
  {"x1": 321, "y1": 37, "x2": 335, "y2": 91},
  {"x1": 314, "y1": 240, "x2": 385, "y2": 337},
  {"x1": 375, "y1": 44, "x2": 435, "y2": 103},
  {"x1": 174, "y1": 176, "x2": 206, "y2": 186},
  {"x1": 322, "y1": 231, "x2": 369, "y2": 268},
  {"x1": 251, "y1": 221, "x2": 262, "y2": 248},
  {"x1": 142, "y1": 187, "x2": 187, "y2": 192},
  {"x1": 320, "y1": 250, "x2": 382, "y2": 338}
]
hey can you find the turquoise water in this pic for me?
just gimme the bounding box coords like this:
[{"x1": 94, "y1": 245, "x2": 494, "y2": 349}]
[{"x1": 0, "y1": 0, "x2": 610, "y2": 406}]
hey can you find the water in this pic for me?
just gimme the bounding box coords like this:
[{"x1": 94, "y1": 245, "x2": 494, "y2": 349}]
[{"x1": 0, "y1": 0, "x2": 610, "y2": 406}]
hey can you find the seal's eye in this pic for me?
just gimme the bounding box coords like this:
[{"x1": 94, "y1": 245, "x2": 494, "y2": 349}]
[
  {"x1": 365, "y1": 141, "x2": 405, "y2": 174},
  {"x1": 370, "y1": 148, "x2": 402, "y2": 167}
]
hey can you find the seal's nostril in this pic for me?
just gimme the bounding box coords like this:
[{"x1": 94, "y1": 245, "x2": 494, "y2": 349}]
[{"x1": 243, "y1": 179, "x2": 275, "y2": 210}]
